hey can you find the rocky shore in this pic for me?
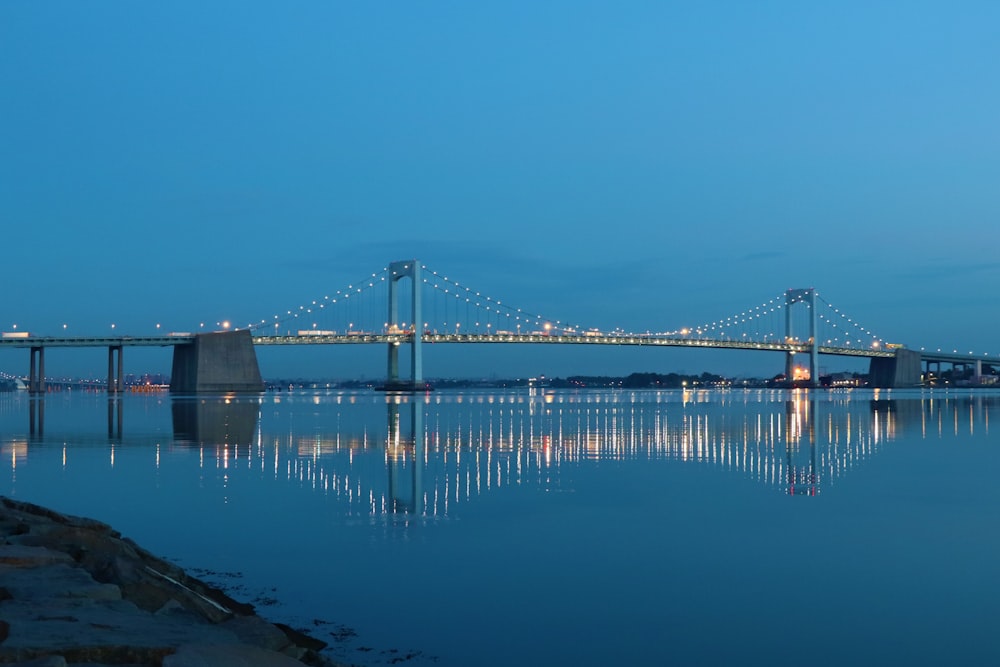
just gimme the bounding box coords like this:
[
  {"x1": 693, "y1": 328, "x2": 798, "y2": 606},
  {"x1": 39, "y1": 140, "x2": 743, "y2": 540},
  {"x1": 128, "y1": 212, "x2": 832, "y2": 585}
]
[{"x1": 0, "y1": 496, "x2": 341, "y2": 666}]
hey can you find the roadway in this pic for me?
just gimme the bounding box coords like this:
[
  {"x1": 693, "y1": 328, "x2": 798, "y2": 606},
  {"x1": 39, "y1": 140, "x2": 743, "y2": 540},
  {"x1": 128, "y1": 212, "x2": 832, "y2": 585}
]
[
  {"x1": 250, "y1": 332, "x2": 901, "y2": 360},
  {"x1": 4, "y1": 332, "x2": 994, "y2": 367},
  {"x1": 0, "y1": 335, "x2": 194, "y2": 348}
]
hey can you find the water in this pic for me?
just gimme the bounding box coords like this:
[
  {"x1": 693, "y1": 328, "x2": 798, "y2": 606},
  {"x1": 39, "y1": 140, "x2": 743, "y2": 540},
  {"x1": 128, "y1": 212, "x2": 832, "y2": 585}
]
[{"x1": 1, "y1": 387, "x2": 998, "y2": 666}]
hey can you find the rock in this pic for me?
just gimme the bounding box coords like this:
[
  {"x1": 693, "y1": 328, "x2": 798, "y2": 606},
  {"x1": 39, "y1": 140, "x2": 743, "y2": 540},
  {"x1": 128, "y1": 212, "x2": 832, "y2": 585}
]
[
  {"x1": 0, "y1": 562, "x2": 122, "y2": 601},
  {"x1": 0, "y1": 544, "x2": 74, "y2": 568},
  {"x1": 0, "y1": 496, "x2": 343, "y2": 667},
  {"x1": 164, "y1": 642, "x2": 309, "y2": 666},
  {"x1": 8, "y1": 656, "x2": 68, "y2": 667},
  {"x1": 0, "y1": 596, "x2": 240, "y2": 663},
  {"x1": 223, "y1": 615, "x2": 296, "y2": 652}
]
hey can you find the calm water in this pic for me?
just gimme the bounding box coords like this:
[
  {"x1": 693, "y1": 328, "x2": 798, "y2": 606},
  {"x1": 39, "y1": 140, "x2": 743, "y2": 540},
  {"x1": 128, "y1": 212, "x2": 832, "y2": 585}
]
[{"x1": 1, "y1": 387, "x2": 998, "y2": 666}]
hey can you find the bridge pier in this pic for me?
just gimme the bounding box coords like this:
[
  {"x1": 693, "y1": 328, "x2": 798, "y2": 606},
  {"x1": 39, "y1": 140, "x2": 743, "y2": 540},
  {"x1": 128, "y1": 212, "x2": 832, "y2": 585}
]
[
  {"x1": 869, "y1": 349, "x2": 922, "y2": 388},
  {"x1": 28, "y1": 346, "x2": 45, "y2": 395},
  {"x1": 169, "y1": 330, "x2": 263, "y2": 394},
  {"x1": 107, "y1": 345, "x2": 124, "y2": 394}
]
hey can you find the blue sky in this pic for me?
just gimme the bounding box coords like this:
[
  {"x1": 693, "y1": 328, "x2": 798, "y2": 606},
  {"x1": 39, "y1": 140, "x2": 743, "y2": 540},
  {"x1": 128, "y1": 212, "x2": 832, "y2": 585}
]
[{"x1": 2, "y1": 2, "x2": 998, "y2": 380}]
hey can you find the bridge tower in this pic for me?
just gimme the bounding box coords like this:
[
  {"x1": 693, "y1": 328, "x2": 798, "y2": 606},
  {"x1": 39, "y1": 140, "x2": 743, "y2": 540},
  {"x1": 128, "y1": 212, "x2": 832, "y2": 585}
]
[
  {"x1": 785, "y1": 288, "x2": 819, "y2": 387},
  {"x1": 384, "y1": 260, "x2": 425, "y2": 390}
]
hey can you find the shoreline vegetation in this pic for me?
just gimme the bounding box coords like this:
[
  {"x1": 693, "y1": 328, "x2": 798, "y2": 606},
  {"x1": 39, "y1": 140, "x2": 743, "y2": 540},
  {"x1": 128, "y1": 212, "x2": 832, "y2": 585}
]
[{"x1": 0, "y1": 496, "x2": 341, "y2": 666}]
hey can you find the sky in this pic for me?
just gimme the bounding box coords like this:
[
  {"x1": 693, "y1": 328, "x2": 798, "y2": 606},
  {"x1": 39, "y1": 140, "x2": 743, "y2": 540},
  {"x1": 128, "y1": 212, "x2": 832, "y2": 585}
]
[{"x1": 2, "y1": 2, "x2": 999, "y2": 380}]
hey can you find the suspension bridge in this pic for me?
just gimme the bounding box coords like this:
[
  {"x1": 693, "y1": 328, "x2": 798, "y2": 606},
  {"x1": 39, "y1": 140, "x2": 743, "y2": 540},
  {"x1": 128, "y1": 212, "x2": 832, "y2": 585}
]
[{"x1": 1, "y1": 259, "x2": 996, "y2": 393}]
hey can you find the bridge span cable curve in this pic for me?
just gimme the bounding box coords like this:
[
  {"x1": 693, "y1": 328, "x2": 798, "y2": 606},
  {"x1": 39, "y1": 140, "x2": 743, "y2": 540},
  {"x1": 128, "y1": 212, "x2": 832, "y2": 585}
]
[
  {"x1": 671, "y1": 291, "x2": 888, "y2": 349},
  {"x1": 814, "y1": 295, "x2": 885, "y2": 349},
  {"x1": 247, "y1": 267, "x2": 392, "y2": 335},
  {"x1": 246, "y1": 262, "x2": 889, "y2": 351},
  {"x1": 681, "y1": 293, "x2": 789, "y2": 343},
  {"x1": 419, "y1": 264, "x2": 595, "y2": 336}
]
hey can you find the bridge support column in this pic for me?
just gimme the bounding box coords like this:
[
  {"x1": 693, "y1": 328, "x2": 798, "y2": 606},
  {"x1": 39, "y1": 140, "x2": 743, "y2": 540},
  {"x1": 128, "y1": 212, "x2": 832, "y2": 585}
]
[
  {"x1": 382, "y1": 260, "x2": 425, "y2": 391},
  {"x1": 785, "y1": 289, "x2": 819, "y2": 386},
  {"x1": 108, "y1": 345, "x2": 123, "y2": 394},
  {"x1": 169, "y1": 330, "x2": 263, "y2": 394},
  {"x1": 869, "y1": 349, "x2": 922, "y2": 388},
  {"x1": 28, "y1": 346, "x2": 45, "y2": 395}
]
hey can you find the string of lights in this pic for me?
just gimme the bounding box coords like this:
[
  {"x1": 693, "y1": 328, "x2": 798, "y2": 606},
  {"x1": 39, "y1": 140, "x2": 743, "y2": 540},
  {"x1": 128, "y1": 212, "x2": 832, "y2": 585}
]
[
  {"x1": 419, "y1": 264, "x2": 593, "y2": 335},
  {"x1": 247, "y1": 267, "x2": 390, "y2": 334}
]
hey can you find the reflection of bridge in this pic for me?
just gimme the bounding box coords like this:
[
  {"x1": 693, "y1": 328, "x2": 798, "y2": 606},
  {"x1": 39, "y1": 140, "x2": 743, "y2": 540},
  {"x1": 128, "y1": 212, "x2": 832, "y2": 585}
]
[
  {"x1": 302, "y1": 391, "x2": 995, "y2": 507},
  {"x1": 4, "y1": 390, "x2": 997, "y2": 511},
  {"x1": 311, "y1": 390, "x2": 997, "y2": 507},
  {"x1": 4, "y1": 259, "x2": 999, "y2": 392}
]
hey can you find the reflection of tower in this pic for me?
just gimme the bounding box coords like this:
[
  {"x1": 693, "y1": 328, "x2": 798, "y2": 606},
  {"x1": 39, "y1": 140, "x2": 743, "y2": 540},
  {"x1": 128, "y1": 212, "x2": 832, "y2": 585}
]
[
  {"x1": 386, "y1": 399, "x2": 424, "y2": 514},
  {"x1": 784, "y1": 393, "x2": 818, "y2": 496}
]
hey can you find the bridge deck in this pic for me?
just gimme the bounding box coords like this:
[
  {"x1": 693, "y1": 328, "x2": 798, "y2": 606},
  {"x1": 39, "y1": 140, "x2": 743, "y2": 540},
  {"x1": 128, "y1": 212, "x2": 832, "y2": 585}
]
[
  {"x1": 0, "y1": 336, "x2": 194, "y2": 348},
  {"x1": 251, "y1": 332, "x2": 900, "y2": 359},
  {"x1": 2, "y1": 333, "x2": 992, "y2": 365}
]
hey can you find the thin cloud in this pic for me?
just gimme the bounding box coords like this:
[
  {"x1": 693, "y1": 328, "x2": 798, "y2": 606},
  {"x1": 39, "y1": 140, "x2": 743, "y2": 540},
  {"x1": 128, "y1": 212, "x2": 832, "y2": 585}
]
[{"x1": 739, "y1": 251, "x2": 786, "y2": 262}]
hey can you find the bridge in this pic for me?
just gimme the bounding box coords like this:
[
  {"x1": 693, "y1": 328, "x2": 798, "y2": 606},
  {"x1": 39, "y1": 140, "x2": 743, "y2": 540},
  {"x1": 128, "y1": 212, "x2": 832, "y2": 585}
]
[{"x1": 2, "y1": 259, "x2": 997, "y2": 393}]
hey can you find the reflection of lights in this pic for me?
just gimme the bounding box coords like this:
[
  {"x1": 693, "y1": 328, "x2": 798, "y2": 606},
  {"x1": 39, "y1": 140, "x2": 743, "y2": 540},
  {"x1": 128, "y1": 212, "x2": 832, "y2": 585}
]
[
  {"x1": 10, "y1": 391, "x2": 985, "y2": 522},
  {"x1": 2, "y1": 441, "x2": 28, "y2": 468}
]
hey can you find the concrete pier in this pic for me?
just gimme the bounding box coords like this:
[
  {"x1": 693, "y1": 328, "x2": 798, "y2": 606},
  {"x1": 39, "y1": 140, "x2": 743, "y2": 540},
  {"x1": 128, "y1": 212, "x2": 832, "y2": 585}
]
[
  {"x1": 108, "y1": 345, "x2": 123, "y2": 394},
  {"x1": 28, "y1": 346, "x2": 45, "y2": 395},
  {"x1": 169, "y1": 330, "x2": 263, "y2": 394},
  {"x1": 868, "y1": 349, "x2": 922, "y2": 388}
]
